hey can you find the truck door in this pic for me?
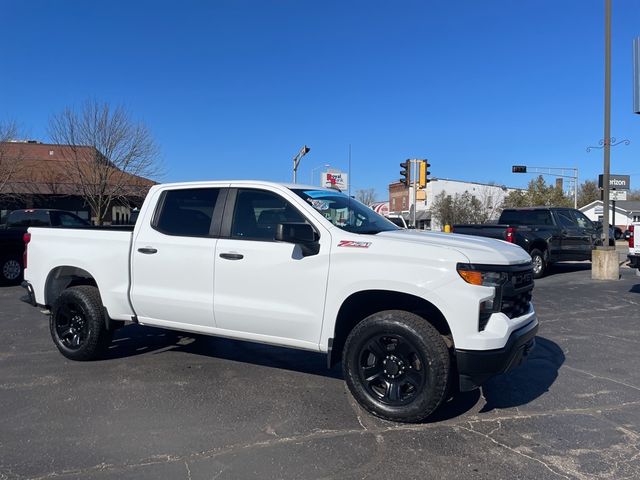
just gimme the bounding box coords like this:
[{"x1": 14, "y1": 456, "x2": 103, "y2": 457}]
[
  {"x1": 555, "y1": 209, "x2": 592, "y2": 260},
  {"x1": 130, "y1": 187, "x2": 226, "y2": 331},
  {"x1": 213, "y1": 187, "x2": 330, "y2": 347}
]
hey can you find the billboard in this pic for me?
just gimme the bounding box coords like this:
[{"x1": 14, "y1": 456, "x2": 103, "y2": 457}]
[{"x1": 322, "y1": 170, "x2": 348, "y2": 191}]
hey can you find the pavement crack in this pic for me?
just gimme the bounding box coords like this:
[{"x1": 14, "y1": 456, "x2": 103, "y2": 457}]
[
  {"x1": 563, "y1": 365, "x2": 640, "y2": 392},
  {"x1": 184, "y1": 460, "x2": 192, "y2": 480},
  {"x1": 459, "y1": 422, "x2": 571, "y2": 480}
]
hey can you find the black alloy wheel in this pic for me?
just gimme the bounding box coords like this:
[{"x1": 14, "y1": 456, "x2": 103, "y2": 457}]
[
  {"x1": 357, "y1": 333, "x2": 426, "y2": 406},
  {"x1": 342, "y1": 310, "x2": 450, "y2": 423},
  {"x1": 53, "y1": 301, "x2": 90, "y2": 350}
]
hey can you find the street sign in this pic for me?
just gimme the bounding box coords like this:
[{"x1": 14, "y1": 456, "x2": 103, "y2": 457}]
[
  {"x1": 610, "y1": 190, "x2": 628, "y2": 201},
  {"x1": 598, "y1": 174, "x2": 630, "y2": 190}
]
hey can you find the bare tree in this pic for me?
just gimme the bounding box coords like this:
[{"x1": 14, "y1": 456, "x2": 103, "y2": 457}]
[
  {"x1": 49, "y1": 100, "x2": 162, "y2": 224},
  {"x1": 0, "y1": 121, "x2": 23, "y2": 199},
  {"x1": 356, "y1": 188, "x2": 377, "y2": 206}
]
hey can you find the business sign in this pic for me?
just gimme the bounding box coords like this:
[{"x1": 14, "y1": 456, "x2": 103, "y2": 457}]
[
  {"x1": 598, "y1": 174, "x2": 630, "y2": 190},
  {"x1": 322, "y1": 170, "x2": 348, "y2": 191}
]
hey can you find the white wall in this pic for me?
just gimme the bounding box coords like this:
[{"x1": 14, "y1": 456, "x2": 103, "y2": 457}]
[
  {"x1": 579, "y1": 201, "x2": 635, "y2": 227},
  {"x1": 420, "y1": 179, "x2": 517, "y2": 230}
]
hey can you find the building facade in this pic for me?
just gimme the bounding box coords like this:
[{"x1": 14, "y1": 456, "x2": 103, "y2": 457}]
[{"x1": 388, "y1": 178, "x2": 519, "y2": 230}]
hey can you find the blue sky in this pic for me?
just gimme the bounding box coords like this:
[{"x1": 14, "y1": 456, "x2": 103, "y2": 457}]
[{"x1": 2, "y1": 0, "x2": 640, "y2": 200}]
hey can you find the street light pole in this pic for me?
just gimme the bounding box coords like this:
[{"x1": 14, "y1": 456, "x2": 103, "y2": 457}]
[{"x1": 292, "y1": 145, "x2": 310, "y2": 183}]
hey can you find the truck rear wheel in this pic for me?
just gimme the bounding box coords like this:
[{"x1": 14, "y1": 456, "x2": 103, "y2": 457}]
[
  {"x1": 50, "y1": 286, "x2": 112, "y2": 361},
  {"x1": 342, "y1": 310, "x2": 450, "y2": 423},
  {"x1": 1, "y1": 256, "x2": 22, "y2": 285}
]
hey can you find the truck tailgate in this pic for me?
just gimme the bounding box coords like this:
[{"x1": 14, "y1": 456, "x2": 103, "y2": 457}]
[{"x1": 25, "y1": 227, "x2": 135, "y2": 321}]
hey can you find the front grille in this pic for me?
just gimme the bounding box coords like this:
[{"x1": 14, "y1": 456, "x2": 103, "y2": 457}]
[
  {"x1": 500, "y1": 267, "x2": 534, "y2": 319},
  {"x1": 501, "y1": 290, "x2": 533, "y2": 318}
]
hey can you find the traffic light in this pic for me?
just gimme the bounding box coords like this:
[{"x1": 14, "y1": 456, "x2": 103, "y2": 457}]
[
  {"x1": 400, "y1": 160, "x2": 410, "y2": 185},
  {"x1": 512, "y1": 165, "x2": 527, "y2": 173},
  {"x1": 419, "y1": 160, "x2": 431, "y2": 188}
]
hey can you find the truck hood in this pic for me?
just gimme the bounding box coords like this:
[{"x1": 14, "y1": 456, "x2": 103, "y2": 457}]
[{"x1": 375, "y1": 230, "x2": 531, "y2": 265}]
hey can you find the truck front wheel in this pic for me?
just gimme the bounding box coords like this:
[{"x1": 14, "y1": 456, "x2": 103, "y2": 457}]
[
  {"x1": 50, "y1": 286, "x2": 112, "y2": 361},
  {"x1": 342, "y1": 310, "x2": 450, "y2": 423}
]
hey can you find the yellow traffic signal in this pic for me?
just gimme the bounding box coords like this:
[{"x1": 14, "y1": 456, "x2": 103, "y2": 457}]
[{"x1": 419, "y1": 160, "x2": 430, "y2": 188}]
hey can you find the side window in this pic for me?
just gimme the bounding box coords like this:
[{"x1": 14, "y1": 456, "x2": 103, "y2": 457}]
[
  {"x1": 231, "y1": 189, "x2": 306, "y2": 240},
  {"x1": 556, "y1": 210, "x2": 575, "y2": 229},
  {"x1": 154, "y1": 188, "x2": 220, "y2": 237},
  {"x1": 572, "y1": 211, "x2": 592, "y2": 230}
]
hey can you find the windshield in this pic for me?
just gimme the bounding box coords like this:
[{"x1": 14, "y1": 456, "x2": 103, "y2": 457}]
[{"x1": 292, "y1": 189, "x2": 399, "y2": 234}]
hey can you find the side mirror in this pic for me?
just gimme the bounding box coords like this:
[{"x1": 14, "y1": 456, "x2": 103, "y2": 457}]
[{"x1": 275, "y1": 223, "x2": 319, "y2": 256}]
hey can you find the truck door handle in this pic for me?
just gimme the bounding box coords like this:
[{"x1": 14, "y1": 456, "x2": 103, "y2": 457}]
[
  {"x1": 137, "y1": 247, "x2": 158, "y2": 254},
  {"x1": 219, "y1": 253, "x2": 244, "y2": 260}
]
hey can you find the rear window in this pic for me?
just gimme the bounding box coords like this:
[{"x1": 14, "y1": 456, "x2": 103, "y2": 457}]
[
  {"x1": 500, "y1": 210, "x2": 553, "y2": 226},
  {"x1": 154, "y1": 188, "x2": 221, "y2": 237},
  {"x1": 7, "y1": 210, "x2": 50, "y2": 227},
  {"x1": 50, "y1": 211, "x2": 89, "y2": 227}
]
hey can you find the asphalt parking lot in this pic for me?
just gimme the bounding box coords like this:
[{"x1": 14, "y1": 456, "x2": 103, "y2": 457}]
[{"x1": 1, "y1": 264, "x2": 639, "y2": 480}]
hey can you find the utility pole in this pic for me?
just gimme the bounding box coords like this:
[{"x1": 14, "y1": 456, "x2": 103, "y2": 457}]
[{"x1": 602, "y1": 0, "x2": 612, "y2": 248}]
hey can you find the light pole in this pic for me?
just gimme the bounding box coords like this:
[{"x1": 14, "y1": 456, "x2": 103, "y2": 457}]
[
  {"x1": 292, "y1": 145, "x2": 310, "y2": 183},
  {"x1": 310, "y1": 164, "x2": 330, "y2": 186}
]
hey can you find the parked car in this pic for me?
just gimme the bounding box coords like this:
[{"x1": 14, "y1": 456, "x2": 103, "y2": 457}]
[
  {"x1": 628, "y1": 224, "x2": 639, "y2": 273},
  {"x1": 22, "y1": 181, "x2": 537, "y2": 423},
  {"x1": 0, "y1": 209, "x2": 89, "y2": 284},
  {"x1": 385, "y1": 214, "x2": 411, "y2": 229},
  {"x1": 453, "y1": 207, "x2": 600, "y2": 278},
  {"x1": 0, "y1": 229, "x2": 26, "y2": 284},
  {"x1": 624, "y1": 229, "x2": 632, "y2": 240}
]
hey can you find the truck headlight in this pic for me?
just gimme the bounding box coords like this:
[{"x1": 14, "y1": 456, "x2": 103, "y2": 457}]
[
  {"x1": 457, "y1": 264, "x2": 509, "y2": 330},
  {"x1": 456, "y1": 265, "x2": 508, "y2": 287}
]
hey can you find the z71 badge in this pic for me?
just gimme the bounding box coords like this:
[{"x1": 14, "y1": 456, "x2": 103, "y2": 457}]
[{"x1": 338, "y1": 240, "x2": 372, "y2": 248}]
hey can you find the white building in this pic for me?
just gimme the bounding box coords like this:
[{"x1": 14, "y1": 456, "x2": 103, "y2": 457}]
[
  {"x1": 579, "y1": 200, "x2": 640, "y2": 229},
  {"x1": 389, "y1": 178, "x2": 521, "y2": 230}
]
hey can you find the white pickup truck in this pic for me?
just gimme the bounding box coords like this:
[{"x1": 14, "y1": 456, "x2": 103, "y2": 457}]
[{"x1": 22, "y1": 181, "x2": 538, "y2": 422}]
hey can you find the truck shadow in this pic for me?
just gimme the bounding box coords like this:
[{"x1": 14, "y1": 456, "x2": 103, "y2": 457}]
[
  {"x1": 105, "y1": 324, "x2": 343, "y2": 379},
  {"x1": 424, "y1": 337, "x2": 564, "y2": 422},
  {"x1": 546, "y1": 262, "x2": 591, "y2": 276},
  {"x1": 106, "y1": 326, "x2": 564, "y2": 419},
  {"x1": 479, "y1": 336, "x2": 564, "y2": 412}
]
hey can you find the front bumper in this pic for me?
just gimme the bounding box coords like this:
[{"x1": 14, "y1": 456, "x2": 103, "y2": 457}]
[
  {"x1": 628, "y1": 254, "x2": 640, "y2": 270},
  {"x1": 455, "y1": 319, "x2": 538, "y2": 392}
]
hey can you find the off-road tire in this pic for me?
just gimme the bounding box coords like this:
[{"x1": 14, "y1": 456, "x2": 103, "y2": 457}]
[
  {"x1": 530, "y1": 248, "x2": 547, "y2": 279},
  {"x1": 50, "y1": 286, "x2": 112, "y2": 361},
  {"x1": 342, "y1": 310, "x2": 450, "y2": 423}
]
